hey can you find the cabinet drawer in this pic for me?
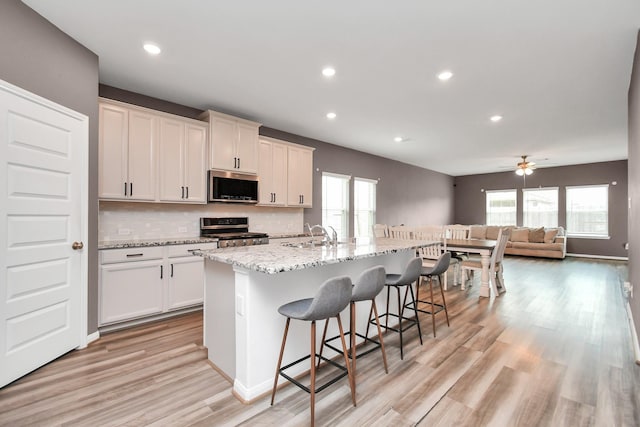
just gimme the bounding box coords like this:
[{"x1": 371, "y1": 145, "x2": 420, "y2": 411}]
[
  {"x1": 100, "y1": 246, "x2": 164, "y2": 264},
  {"x1": 165, "y1": 243, "x2": 218, "y2": 258}
]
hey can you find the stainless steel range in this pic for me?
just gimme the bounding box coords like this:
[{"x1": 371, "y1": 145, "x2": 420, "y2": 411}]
[{"x1": 200, "y1": 217, "x2": 269, "y2": 248}]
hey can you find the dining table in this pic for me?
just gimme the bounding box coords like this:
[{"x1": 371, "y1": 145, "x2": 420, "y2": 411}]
[{"x1": 444, "y1": 238, "x2": 497, "y2": 298}]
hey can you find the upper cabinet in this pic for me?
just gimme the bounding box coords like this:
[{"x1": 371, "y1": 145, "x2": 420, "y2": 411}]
[
  {"x1": 287, "y1": 145, "x2": 314, "y2": 207},
  {"x1": 258, "y1": 137, "x2": 288, "y2": 206},
  {"x1": 99, "y1": 98, "x2": 208, "y2": 204},
  {"x1": 158, "y1": 118, "x2": 207, "y2": 203},
  {"x1": 199, "y1": 110, "x2": 261, "y2": 174},
  {"x1": 99, "y1": 102, "x2": 157, "y2": 201}
]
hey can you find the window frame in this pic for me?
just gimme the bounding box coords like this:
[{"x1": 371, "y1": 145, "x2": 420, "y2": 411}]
[
  {"x1": 565, "y1": 184, "x2": 610, "y2": 239},
  {"x1": 353, "y1": 177, "x2": 377, "y2": 238},
  {"x1": 485, "y1": 189, "x2": 517, "y2": 226},
  {"x1": 321, "y1": 172, "x2": 351, "y2": 241}
]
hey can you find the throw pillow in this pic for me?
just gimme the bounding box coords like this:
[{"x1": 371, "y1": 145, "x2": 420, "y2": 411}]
[
  {"x1": 544, "y1": 228, "x2": 559, "y2": 243},
  {"x1": 469, "y1": 225, "x2": 486, "y2": 239},
  {"x1": 486, "y1": 226, "x2": 501, "y2": 240},
  {"x1": 529, "y1": 227, "x2": 545, "y2": 243},
  {"x1": 511, "y1": 228, "x2": 529, "y2": 242}
]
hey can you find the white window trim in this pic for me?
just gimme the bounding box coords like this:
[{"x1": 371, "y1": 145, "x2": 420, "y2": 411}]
[
  {"x1": 485, "y1": 189, "x2": 517, "y2": 225},
  {"x1": 354, "y1": 176, "x2": 378, "y2": 185},
  {"x1": 565, "y1": 184, "x2": 609, "y2": 239},
  {"x1": 522, "y1": 186, "x2": 559, "y2": 228},
  {"x1": 354, "y1": 177, "x2": 377, "y2": 238},
  {"x1": 323, "y1": 171, "x2": 352, "y2": 180}
]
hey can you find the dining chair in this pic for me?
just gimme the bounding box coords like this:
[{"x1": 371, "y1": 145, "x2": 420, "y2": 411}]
[
  {"x1": 413, "y1": 228, "x2": 459, "y2": 290},
  {"x1": 372, "y1": 224, "x2": 389, "y2": 238},
  {"x1": 389, "y1": 225, "x2": 413, "y2": 240},
  {"x1": 460, "y1": 228, "x2": 511, "y2": 296}
]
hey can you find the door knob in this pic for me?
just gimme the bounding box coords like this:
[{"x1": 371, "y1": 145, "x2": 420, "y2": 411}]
[{"x1": 72, "y1": 241, "x2": 84, "y2": 250}]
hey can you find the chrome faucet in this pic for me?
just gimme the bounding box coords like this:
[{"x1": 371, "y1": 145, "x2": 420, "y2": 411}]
[
  {"x1": 326, "y1": 225, "x2": 338, "y2": 245},
  {"x1": 307, "y1": 224, "x2": 338, "y2": 245}
]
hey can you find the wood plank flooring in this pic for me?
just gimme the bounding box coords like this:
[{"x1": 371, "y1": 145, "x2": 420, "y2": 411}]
[{"x1": 1, "y1": 257, "x2": 638, "y2": 426}]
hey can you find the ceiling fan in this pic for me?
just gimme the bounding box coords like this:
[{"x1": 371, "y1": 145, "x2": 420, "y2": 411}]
[{"x1": 515, "y1": 155, "x2": 536, "y2": 176}]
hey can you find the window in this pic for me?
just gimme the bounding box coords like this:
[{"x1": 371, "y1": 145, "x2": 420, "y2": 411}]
[
  {"x1": 522, "y1": 187, "x2": 558, "y2": 227},
  {"x1": 485, "y1": 190, "x2": 516, "y2": 225},
  {"x1": 322, "y1": 172, "x2": 350, "y2": 240},
  {"x1": 354, "y1": 178, "x2": 376, "y2": 238},
  {"x1": 566, "y1": 185, "x2": 609, "y2": 237}
]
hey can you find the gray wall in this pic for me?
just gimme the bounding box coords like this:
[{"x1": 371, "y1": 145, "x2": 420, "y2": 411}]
[
  {"x1": 628, "y1": 31, "x2": 640, "y2": 353},
  {"x1": 0, "y1": 1, "x2": 100, "y2": 333},
  {"x1": 100, "y1": 85, "x2": 456, "y2": 233},
  {"x1": 454, "y1": 161, "x2": 628, "y2": 258}
]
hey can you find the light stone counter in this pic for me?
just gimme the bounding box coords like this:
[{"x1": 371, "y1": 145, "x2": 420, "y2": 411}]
[
  {"x1": 98, "y1": 236, "x2": 219, "y2": 250},
  {"x1": 193, "y1": 237, "x2": 436, "y2": 274}
]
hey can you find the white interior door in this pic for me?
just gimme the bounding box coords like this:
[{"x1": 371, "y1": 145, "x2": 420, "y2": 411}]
[{"x1": 0, "y1": 79, "x2": 88, "y2": 388}]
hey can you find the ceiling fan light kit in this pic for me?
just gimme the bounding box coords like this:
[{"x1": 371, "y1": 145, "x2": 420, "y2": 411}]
[{"x1": 515, "y1": 155, "x2": 535, "y2": 176}]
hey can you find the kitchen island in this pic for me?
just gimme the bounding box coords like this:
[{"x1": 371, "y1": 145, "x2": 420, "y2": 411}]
[{"x1": 194, "y1": 237, "x2": 436, "y2": 402}]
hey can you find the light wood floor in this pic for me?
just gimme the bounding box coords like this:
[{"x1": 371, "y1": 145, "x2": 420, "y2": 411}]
[{"x1": 1, "y1": 257, "x2": 638, "y2": 426}]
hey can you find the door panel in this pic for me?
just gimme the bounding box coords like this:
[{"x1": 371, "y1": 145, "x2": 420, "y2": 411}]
[{"x1": 0, "y1": 80, "x2": 87, "y2": 388}]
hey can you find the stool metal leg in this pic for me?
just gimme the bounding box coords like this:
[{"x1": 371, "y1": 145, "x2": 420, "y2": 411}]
[
  {"x1": 408, "y1": 281, "x2": 423, "y2": 345},
  {"x1": 397, "y1": 285, "x2": 404, "y2": 359},
  {"x1": 271, "y1": 317, "x2": 290, "y2": 405},
  {"x1": 439, "y1": 274, "x2": 450, "y2": 326},
  {"x1": 310, "y1": 320, "x2": 316, "y2": 427},
  {"x1": 317, "y1": 319, "x2": 330, "y2": 370},
  {"x1": 429, "y1": 276, "x2": 436, "y2": 337}
]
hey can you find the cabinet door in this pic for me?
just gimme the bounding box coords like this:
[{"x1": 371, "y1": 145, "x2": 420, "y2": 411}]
[
  {"x1": 236, "y1": 122, "x2": 259, "y2": 173},
  {"x1": 184, "y1": 123, "x2": 207, "y2": 203},
  {"x1": 128, "y1": 111, "x2": 157, "y2": 201},
  {"x1": 287, "y1": 145, "x2": 313, "y2": 207},
  {"x1": 100, "y1": 260, "x2": 164, "y2": 325},
  {"x1": 166, "y1": 257, "x2": 204, "y2": 310},
  {"x1": 99, "y1": 103, "x2": 128, "y2": 199},
  {"x1": 210, "y1": 115, "x2": 237, "y2": 171},
  {"x1": 158, "y1": 118, "x2": 185, "y2": 202},
  {"x1": 271, "y1": 142, "x2": 288, "y2": 205},
  {"x1": 258, "y1": 140, "x2": 274, "y2": 204}
]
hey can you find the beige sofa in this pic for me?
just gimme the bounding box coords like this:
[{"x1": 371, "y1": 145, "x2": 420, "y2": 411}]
[{"x1": 469, "y1": 225, "x2": 567, "y2": 259}]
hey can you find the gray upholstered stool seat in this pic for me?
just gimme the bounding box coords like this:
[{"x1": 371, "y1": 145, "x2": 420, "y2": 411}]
[
  {"x1": 318, "y1": 266, "x2": 389, "y2": 383},
  {"x1": 270, "y1": 276, "x2": 356, "y2": 427},
  {"x1": 407, "y1": 252, "x2": 451, "y2": 338},
  {"x1": 374, "y1": 257, "x2": 424, "y2": 360}
]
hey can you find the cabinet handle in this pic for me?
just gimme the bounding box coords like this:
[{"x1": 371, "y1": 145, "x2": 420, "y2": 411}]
[
  {"x1": 237, "y1": 157, "x2": 240, "y2": 169},
  {"x1": 160, "y1": 265, "x2": 163, "y2": 279},
  {"x1": 187, "y1": 249, "x2": 200, "y2": 252},
  {"x1": 186, "y1": 187, "x2": 189, "y2": 199},
  {"x1": 126, "y1": 253, "x2": 144, "y2": 257},
  {"x1": 130, "y1": 182, "x2": 133, "y2": 196},
  {"x1": 124, "y1": 182, "x2": 128, "y2": 196},
  {"x1": 171, "y1": 263, "x2": 174, "y2": 278},
  {"x1": 181, "y1": 186, "x2": 185, "y2": 198},
  {"x1": 234, "y1": 157, "x2": 237, "y2": 168},
  {"x1": 273, "y1": 193, "x2": 276, "y2": 203}
]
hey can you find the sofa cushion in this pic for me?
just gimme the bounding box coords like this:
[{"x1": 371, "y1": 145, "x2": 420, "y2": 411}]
[
  {"x1": 511, "y1": 228, "x2": 529, "y2": 242},
  {"x1": 511, "y1": 242, "x2": 564, "y2": 251},
  {"x1": 528, "y1": 227, "x2": 545, "y2": 243},
  {"x1": 469, "y1": 225, "x2": 487, "y2": 239},
  {"x1": 544, "y1": 228, "x2": 559, "y2": 243},
  {"x1": 486, "y1": 226, "x2": 501, "y2": 240}
]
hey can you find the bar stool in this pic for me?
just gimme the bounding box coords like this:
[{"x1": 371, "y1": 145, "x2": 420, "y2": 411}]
[
  {"x1": 408, "y1": 252, "x2": 451, "y2": 337},
  {"x1": 270, "y1": 276, "x2": 355, "y2": 427},
  {"x1": 318, "y1": 265, "x2": 388, "y2": 383},
  {"x1": 374, "y1": 257, "x2": 423, "y2": 360}
]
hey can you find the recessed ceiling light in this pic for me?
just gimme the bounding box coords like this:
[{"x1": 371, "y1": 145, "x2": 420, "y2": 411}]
[
  {"x1": 326, "y1": 112, "x2": 337, "y2": 119},
  {"x1": 394, "y1": 136, "x2": 403, "y2": 142},
  {"x1": 490, "y1": 115, "x2": 503, "y2": 122},
  {"x1": 143, "y1": 43, "x2": 161, "y2": 55},
  {"x1": 322, "y1": 67, "x2": 336, "y2": 77},
  {"x1": 437, "y1": 70, "x2": 453, "y2": 81}
]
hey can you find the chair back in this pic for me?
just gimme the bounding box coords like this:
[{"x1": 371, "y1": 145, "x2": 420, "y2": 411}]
[
  {"x1": 395, "y1": 257, "x2": 423, "y2": 286},
  {"x1": 445, "y1": 224, "x2": 470, "y2": 240},
  {"x1": 303, "y1": 276, "x2": 352, "y2": 321},
  {"x1": 491, "y1": 228, "x2": 511, "y2": 266},
  {"x1": 351, "y1": 265, "x2": 386, "y2": 301},
  {"x1": 372, "y1": 224, "x2": 389, "y2": 238},
  {"x1": 389, "y1": 225, "x2": 413, "y2": 240},
  {"x1": 422, "y1": 252, "x2": 451, "y2": 276}
]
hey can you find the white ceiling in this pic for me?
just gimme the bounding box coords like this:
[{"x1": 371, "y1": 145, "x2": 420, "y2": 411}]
[{"x1": 23, "y1": 0, "x2": 640, "y2": 176}]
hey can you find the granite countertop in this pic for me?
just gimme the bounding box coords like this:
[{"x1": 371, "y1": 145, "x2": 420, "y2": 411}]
[
  {"x1": 193, "y1": 237, "x2": 437, "y2": 274},
  {"x1": 98, "y1": 236, "x2": 219, "y2": 250}
]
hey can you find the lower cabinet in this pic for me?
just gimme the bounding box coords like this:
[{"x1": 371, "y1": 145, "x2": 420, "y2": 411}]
[{"x1": 99, "y1": 243, "x2": 216, "y2": 326}]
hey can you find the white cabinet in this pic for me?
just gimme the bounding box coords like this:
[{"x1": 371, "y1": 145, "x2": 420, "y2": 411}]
[
  {"x1": 99, "y1": 243, "x2": 216, "y2": 326},
  {"x1": 258, "y1": 137, "x2": 288, "y2": 206},
  {"x1": 158, "y1": 118, "x2": 208, "y2": 203},
  {"x1": 287, "y1": 145, "x2": 314, "y2": 207},
  {"x1": 200, "y1": 110, "x2": 261, "y2": 174},
  {"x1": 99, "y1": 102, "x2": 157, "y2": 201}
]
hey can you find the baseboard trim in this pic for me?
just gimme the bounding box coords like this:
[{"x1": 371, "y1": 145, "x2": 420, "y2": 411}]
[
  {"x1": 98, "y1": 306, "x2": 203, "y2": 333},
  {"x1": 566, "y1": 253, "x2": 628, "y2": 261},
  {"x1": 626, "y1": 302, "x2": 640, "y2": 366},
  {"x1": 86, "y1": 331, "x2": 100, "y2": 345}
]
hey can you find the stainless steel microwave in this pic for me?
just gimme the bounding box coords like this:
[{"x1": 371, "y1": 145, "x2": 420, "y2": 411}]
[{"x1": 208, "y1": 170, "x2": 259, "y2": 203}]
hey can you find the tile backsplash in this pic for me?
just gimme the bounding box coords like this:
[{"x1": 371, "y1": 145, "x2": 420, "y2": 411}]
[{"x1": 99, "y1": 202, "x2": 304, "y2": 241}]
